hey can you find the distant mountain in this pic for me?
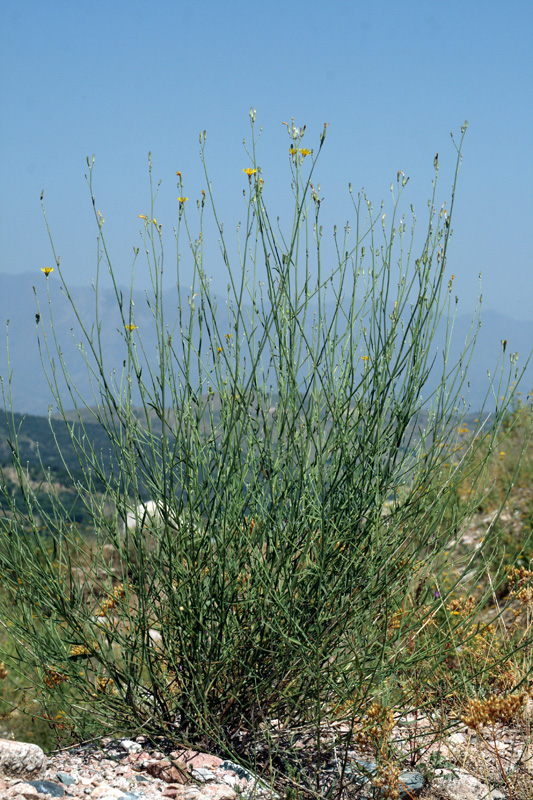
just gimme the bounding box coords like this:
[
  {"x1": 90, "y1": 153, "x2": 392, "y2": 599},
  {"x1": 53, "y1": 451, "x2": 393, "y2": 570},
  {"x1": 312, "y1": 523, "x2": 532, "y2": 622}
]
[{"x1": 1, "y1": 272, "x2": 531, "y2": 416}]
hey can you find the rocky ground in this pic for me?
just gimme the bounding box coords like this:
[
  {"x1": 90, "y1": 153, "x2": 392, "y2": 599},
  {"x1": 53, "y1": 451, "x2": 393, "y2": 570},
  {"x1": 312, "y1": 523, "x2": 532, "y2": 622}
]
[{"x1": 0, "y1": 708, "x2": 532, "y2": 800}]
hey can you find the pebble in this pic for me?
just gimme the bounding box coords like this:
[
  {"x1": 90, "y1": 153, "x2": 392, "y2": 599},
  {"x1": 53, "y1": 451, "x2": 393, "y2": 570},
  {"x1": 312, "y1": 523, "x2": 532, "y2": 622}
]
[
  {"x1": 56, "y1": 772, "x2": 76, "y2": 786},
  {"x1": 0, "y1": 728, "x2": 525, "y2": 800},
  {"x1": 27, "y1": 781, "x2": 65, "y2": 797},
  {"x1": 120, "y1": 741, "x2": 143, "y2": 755},
  {"x1": 341, "y1": 758, "x2": 425, "y2": 799},
  {"x1": 0, "y1": 738, "x2": 276, "y2": 800},
  {"x1": 190, "y1": 768, "x2": 217, "y2": 782}
]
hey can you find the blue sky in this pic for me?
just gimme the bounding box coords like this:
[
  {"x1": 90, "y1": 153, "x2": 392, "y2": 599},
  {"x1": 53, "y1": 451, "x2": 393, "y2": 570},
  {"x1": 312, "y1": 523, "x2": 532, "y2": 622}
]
[{"x1": 1, "y1": 0, "x2": 532, "y2": 320}]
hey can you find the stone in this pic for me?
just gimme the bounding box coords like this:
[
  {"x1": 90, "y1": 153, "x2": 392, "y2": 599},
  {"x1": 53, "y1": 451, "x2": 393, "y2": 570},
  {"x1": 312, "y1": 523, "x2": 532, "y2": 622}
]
[
  {"x1": 160, "y1": 785, "x2": 237, "y2": 800},
  {"x1": 449, "y1": 731, "x2": 466, "y2": 744},
  {"x1": 89, "y1": 785, "x2": 140, "y2": 799},
  {"x1": 119, "y1": 740, "x2": 142, "y2": 754},
  {"x1": 190, "y1": 767, "x2": 217, "y2": 782},
  {"x1": 203, "y1": 786, "x2": 238, "y2": 800},
  {"x1": 187, "y1": 786, "x2": 236, "y2": 800},
  {"x1": 398, "y1": 771, "x2": 425, "y2": 798},
  {"x1": 431, "y1": 768, "x2": 502, "y2": 800},
  {"x1": 27, "y1": 780, "x2": 65, "y2": 797},
  {"x1": 0, "y1": 740, "x2": 47, "y2": 780},
  {"x1": 6, "y1": 784, "x2": 40, "y2": 799},
  {"x1": 55, "y1": 772, "x2": 76, "y2": 786},
  {"x1": 219, "y1": 761, "x2": 254, "y2": 782},
  {"x1": 9, "y1": 795, "x2": 35, "y2": 800},
  {"x1": 218, "y1": 759, "x2": 276, "y2": 797},
  {"x1": 145, "y1": 758, "x2": 188, "y2": 783},
  {"x1": 342, "y1": 758, "x2": 425, "y2": 799},
  {"x1": 171, "y1": 750, "x2": 223, "y2": 771}
]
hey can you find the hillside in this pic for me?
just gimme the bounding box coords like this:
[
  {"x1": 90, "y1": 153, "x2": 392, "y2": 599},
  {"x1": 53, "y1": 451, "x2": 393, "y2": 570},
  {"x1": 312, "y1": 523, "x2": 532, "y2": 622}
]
[{"x1": 0, "y1": 272, "x2": 531, "y2": 416}]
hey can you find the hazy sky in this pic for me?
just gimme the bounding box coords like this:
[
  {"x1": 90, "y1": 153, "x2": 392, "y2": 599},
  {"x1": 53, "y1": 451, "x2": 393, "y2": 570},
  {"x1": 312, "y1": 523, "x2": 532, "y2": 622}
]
[{"x1": 1, "y1": 0, "x2": 532, "y2": 320}]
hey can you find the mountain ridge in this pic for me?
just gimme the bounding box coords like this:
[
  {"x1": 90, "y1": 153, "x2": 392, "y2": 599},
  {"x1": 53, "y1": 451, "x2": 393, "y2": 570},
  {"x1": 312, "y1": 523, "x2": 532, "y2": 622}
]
[{"x1": 1, "y1": 272, "x2": 531, "y2": 415}]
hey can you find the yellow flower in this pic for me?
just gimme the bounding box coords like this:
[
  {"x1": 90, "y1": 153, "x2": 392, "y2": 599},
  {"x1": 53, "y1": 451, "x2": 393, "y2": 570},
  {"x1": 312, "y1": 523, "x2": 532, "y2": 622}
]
[
  {"x1": 68, "y1": 644, "x2": 92, "y2": 659},
  {"x1": 138, "y1": 214, "x2": 147, "y2": 220},
  {"x1": 96, "y1": 676, "x2": 114, "y2": 693},
  {"x1": 125, "y1": 324, "x2": 138, "y2": 332},
  {"x1": 176, "y1": 171, "x2": 182, "y2": 178},
  {"x1": 299, "y1": 148, "x2": 312, "y2": 157},
  {"x1": 289, "y1": 147, "x2": 297, "y2": 155},
  {"x1": 44, "y1": 668, "x2": 68, "y2": 688},
  {"x1": 41, "y1": 267, "x2": 54, "y2": 277},
  {"x1": 178, "y1": 197, "x2": 188, "y2": 204},
  {"x1": 360, "y1": 355, "x2": 369, "y2": 361},
  {"x1": 243, "y1": 168, "x2": 257, "y2": 177}
]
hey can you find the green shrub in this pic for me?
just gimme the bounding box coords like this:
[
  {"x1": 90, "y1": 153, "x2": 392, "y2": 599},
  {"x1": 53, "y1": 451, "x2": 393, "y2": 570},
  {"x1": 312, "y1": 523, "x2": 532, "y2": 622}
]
[{"x1": 0, "y1": 113, "x2": 530, "y2": 794}]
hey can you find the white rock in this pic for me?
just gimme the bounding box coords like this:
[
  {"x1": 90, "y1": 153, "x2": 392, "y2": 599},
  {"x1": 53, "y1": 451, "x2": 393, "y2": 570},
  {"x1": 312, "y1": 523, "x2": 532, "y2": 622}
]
[
  {"x1": 124, "y1": 499, "x2": 197, "y2": 534},
  {"x1": 449, "y1": 731, "x2": 466, "y2": 744},
  {"x1": 191, "y1": 767, "x2": 217, "y2": 782},
  {"x1": 119, "y1": 739, "x2": 142, "y2": 753},
  {"x1": 493, "y1": 739, "x2": 508, "y2": 750},
  {"x1": 197, "y1": 786, "x2": 237, "y2": 800},
  {"x1": 90, "y1": 785, "x2": 131, "y2": 798},
  {"x1": 0, "y1": 740, "x2": 47, "y2": 779},
  {"x1": 431, "y1": 768, "x2": 503, "y2": 800}
]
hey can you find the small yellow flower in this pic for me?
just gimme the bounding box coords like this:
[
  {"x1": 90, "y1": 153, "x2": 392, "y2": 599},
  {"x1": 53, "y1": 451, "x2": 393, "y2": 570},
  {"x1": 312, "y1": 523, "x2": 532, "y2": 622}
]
[
  {"x1": 176, "y1": 171, "x2": 182, "y2": 178},
  {"x1": 360, "y1": 355, "x2": 369, "y2": 361},
  {"x1": 243, "y1": 168, "x2": 257, "y2": 177},
  {"x1": 41, "y1": 267, "x2": 54, "y2": 277},
  {"x1": 125, "y1": 324, "x2": 138, "y2": 332},
  {"x1": 217, "y1": 346, "x2": 223, "y2": 353},
  {"x1": 289, "y1": 147, "x2": 297, "y2": 155},
  {"x1": 299, "y1": 148, "x2": 312, "y2": 157},
  {"x1": 178, "y1": 197, "x2": 188, "y2": 205},
  {"x1": 68, "y1": 644, "x2": 91, "y2": 659},
  {"x1": 138, "y1": 214, "x2": 147, "y2": 220},
  {"x1": 44, "y1": 668, "x2": 68, "y2": 688},
  {"x1": 96, "y1": 676, "x2": 114, "y2": 693}
]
